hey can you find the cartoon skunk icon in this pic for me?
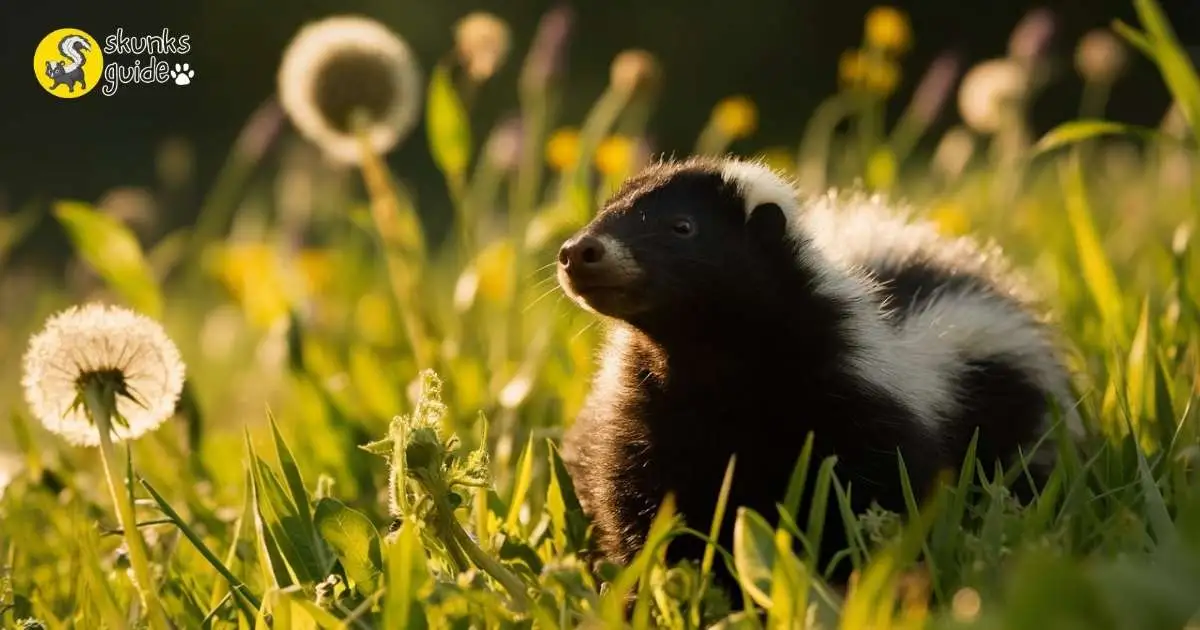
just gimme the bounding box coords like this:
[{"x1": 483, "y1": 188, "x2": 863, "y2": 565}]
[{"x1": 45, "y1": 34, "x2": 92, "y2": 93}]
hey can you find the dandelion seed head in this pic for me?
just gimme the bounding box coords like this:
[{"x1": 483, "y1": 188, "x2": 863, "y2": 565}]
[
  {"x1": 21, "y1": 303, "x2": 186, "y2": 447},
  {"x1": 1075, "y1": 28, "x2": 1126, "y2": 84},
  {"x1": 455, "y1": 12, "x2": 511, "y2": 81},
  {"x1": 957, "y1": 58, "x2": 1029, "y2": 134},
  {"x1": 278, "y1": 15, "x2": 422, "y2": 165}
]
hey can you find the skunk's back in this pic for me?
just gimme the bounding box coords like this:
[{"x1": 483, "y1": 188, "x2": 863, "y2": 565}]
[{"x1": 797, "y1": 191, "x2": 1081, "y2": 479}]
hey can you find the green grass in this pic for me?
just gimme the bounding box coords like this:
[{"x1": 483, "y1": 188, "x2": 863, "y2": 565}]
[{"x1": 3, "y1": 1, "x2": 1200, "y2": 628}]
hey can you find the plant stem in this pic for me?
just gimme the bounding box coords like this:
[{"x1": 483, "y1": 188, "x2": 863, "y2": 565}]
[
  {"x1": 83, "y1": 384, "x2": 171, "y2": 630},
  {"x1": 445, "y1": 498, "x2": 532, "y2": 613}
]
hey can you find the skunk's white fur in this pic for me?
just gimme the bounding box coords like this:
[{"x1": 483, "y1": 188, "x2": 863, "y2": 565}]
[{"x1": 719, "y1": 158, "x2": 1082, "y2": 444}]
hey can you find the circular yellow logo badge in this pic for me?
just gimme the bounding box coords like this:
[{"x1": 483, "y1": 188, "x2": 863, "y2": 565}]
[{"x1": 33, "y1": 28, "x2": 104, "y2": 98}]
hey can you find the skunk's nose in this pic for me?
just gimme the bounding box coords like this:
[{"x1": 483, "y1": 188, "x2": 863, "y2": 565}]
[{"x1": 558, "y1": 235, "x2": 607, "y2": 270}]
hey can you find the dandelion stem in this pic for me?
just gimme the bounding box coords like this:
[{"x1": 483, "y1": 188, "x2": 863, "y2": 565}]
[
  {"x1": 83, "y1": 381, "x2": 171, "y2": 630},
  {"x1": 354, "y1": 118, "x2": 433, "y2": 373}
]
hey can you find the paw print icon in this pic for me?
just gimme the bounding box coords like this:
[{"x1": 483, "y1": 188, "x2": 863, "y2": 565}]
[{"x1": 171, "y1": 63, "x2": 195, "y2": 86}]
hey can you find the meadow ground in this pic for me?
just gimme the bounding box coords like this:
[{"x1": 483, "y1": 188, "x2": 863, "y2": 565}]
[{"x1": 2, "y1": 1, "x2": 1200, "y2": 628}]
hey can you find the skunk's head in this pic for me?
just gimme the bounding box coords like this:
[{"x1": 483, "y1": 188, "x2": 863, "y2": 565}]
[{"x1": 557, "y1": 157, "x2": 803, "y2": 325}]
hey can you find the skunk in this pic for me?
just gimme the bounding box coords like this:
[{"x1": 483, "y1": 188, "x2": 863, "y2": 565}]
[{"x1": 556, "y1": 156, "x2": 1080, "y2": 588}]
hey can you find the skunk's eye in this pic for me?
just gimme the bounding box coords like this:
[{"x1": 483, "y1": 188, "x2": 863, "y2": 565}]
[{"x1": 671, "y1": 217, "x2": 696, "y2": 238}]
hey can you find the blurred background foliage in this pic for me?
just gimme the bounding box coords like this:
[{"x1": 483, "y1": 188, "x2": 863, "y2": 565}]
[{"x1": 2, "y1": 0, "x2": 1199, "y2": 262}]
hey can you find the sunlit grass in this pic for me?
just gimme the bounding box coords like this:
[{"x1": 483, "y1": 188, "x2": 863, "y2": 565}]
[{"x1": 2, "y1": 1, "x2": 1200, "y2": 628}]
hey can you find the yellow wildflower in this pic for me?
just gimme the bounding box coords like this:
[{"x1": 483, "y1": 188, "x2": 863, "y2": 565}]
[
  {"x1": 753, "y1": 146, "x2": 796, "y2": 176},
  {"x1": 546, "y1": 127, "x2": 580, "y2": 172},
  {"x1": 864, "y1": 6, "x2": 911, "y2": 54},
  {"x1": 839, "y1": 50, "x2": 900, "y2": 96},
  {"x1": 865, "y1": 148, "x2": 897, "y2": 190},
  {"x1": 712, "y1": 96, "x2": 758, "y2": 139},
  {"x1": 211, "y1": 242, "x2": 333, "y2": 329},
  {"x1": 929, "y1": 202, "x2": 970, "y2": 236},
  {"x1": 355, "y1": 291, "x2": 394, "y2": 345},
  {"x1": 595, "y1": 135, "x2": 635, "y2": 176},
  {"x1": 475, "y1": 238, "x2": 516, "y2": 304}
]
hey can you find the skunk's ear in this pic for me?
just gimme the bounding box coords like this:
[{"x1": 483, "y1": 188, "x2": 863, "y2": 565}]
[{"x1": 746, "y1": 202, "x2": 787, "y2": 246}]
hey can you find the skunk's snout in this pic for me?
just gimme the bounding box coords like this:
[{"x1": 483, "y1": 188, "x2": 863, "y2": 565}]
[{"x1": 558, "y1": 235, "x2": 607, "y2": 272}]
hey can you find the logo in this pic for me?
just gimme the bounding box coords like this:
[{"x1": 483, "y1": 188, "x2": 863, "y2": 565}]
[
  {"x1": 33, "y1": 27, "x2": 193, "y2": 97},
  {"x1": 34, "y1": 28, "x2": 104, "y2": 98}
]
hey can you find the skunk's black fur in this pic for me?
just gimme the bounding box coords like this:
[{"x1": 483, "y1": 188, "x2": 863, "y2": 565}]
[{"x1": 555, "y1": 156, "x2": 1077, "y2": 590}]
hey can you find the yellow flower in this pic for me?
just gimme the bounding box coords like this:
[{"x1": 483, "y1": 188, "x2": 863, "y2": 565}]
[
  {"x1": 866, "y1": 148, "x2": 897, "y2": 190},
  {"x1": 475, "y1": 238, "x2": 516, "y2": 304},
  {"x1": 929, "y1": 202, "x2": 970, "y2": 236},
  {"x1": 595, "y1": 135, "x2": 635, "y2": 176},
  {"x1": 546, "y1": 127, "x2": 580, "y2": 172},
  {"x1": 211, "y1": 243, "x2": 333, "y2": 329},
  {"x1": 865, "y1": 6, "x2": 911, "y2": 54},
  {"x1": 712, "y1": 96, "x2": 758, "y2": 139},
  {"x1": 839, "y1": 50, "x2": 900, "y2": 96},
  {"x1": 753, "y1": 146, "x2": 795, "y2": 176},
  {"x1": 355, "y1": 291, "x2": 394, "y2": 345}
]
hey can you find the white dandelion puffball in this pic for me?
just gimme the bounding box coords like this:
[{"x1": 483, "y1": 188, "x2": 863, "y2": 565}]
[
  {"x1": 21, "y1": 303, "x2": 186, "y2": 447},
  {"x1": 278, "y1": 15, "x2": 423, "y2": 165},
  {"x1": 957, "y1": 58, "x2": 1029, "y2": 134}
]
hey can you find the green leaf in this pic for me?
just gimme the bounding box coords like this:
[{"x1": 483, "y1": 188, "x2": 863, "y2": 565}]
[
  {"x1": 313, "y1": 497, "x2": 385, "y2": 596},
  {"x1": 54, "y1": 200, "x2": 163, "y2": 317},
  {"x1": 1132, "y1": 0, "x2": 1200, "y2": 139},
  {"x1": 384, "y1": 520, "x2": 431, "y2": 630},
  {"x1": 1127, "y1": 297, "x2": 1153, "y2": 447},
  {"x1": 246, "y1": 436, "x2": 297, "y2": 589},
  {"x1": 1059, "y1": 152, "x2": 1127, "y2": 346},
  {"x1": 426, "y1": 62, "x2": 473, "y2": 187},
  {"x1": 1032, "y1": 120, "x2": 1162, "y2": 156},
  {"x1": 545, "y1": 440, "x2": 588, "y2": 554},
  {"x1": 254, "y1": 457, "x2": 327, "y2": 585},
  {"x1": 504, "y1": 434, "x2": 535, "y2": 533},
  {"x1": 140, "y1": 477, "x2": 262, "y2": 616},
  {"x1": 268, "y1": 410, "x2": 326, "y2": 571},
  {"x1": 732, "y1": 507, "x2": 778, "y2": 611}
]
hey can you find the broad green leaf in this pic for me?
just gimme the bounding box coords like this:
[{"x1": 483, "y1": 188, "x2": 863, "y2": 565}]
[
  {"x1": 54, "y1": 200, "x2": 163, "y2": 317},
  {"x1": 426, "y1": 62, "x2": 472, "y2": 186},
  {"x1": 384, "y1": 520, "x2": 431, "y2": 630},
  {"x1": 313, "y1": 497, "x2": 385, "y2": 596},
  {"x1": 732, "y1": 507, "x2": 778, "y2": 610}
]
